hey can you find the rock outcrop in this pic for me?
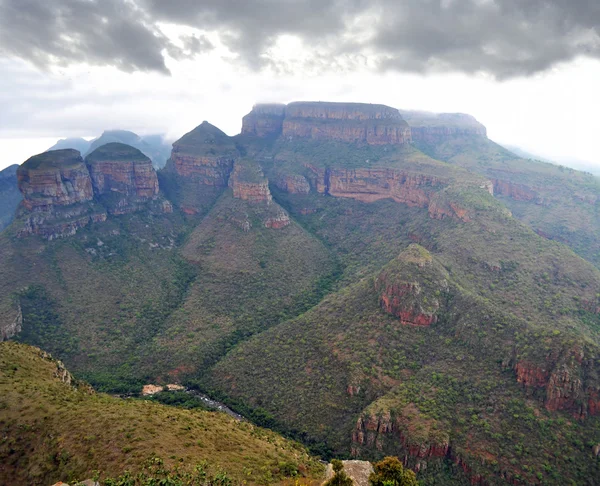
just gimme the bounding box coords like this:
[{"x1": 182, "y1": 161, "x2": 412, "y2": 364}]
[
  {"x1": 283, "y1": 102, "x2": 411, "y2": 145},
  {"x1": 241, "y1": 103, "x2": 286, "y2": 137},
  {"x1": 512, "y1": 350, "x2": 600, "y2": 419},
  {"x1": 18, "y1": 150, "x2": 94, "y2": 210},
  {"x1": 399, "y1": 110, "x2": 487, "y2": 143},
  {"x1": 16, "y1": 149, "x2": 107, "y2": 239},
  {"x1": 16, "y1": 145, "x2": 170, "y2": 239},
  {"x1": 229, "y1": 161, "x2": 272, "y2": 203},
  {"x1": 86, "y1": 143, "x2": 162, "y2": 215},
  {"x1": 492, "y1": 179, "x2": 538, "y2": 202},
  {"x1": 375, "y1": 245, "x2": 448, "y2": 327},
  {"x1": 228, "y1": 160, "x2": 291, "y2": 229},
  {"x1": 306, "y1": 165, "x2": 488, "y2": 222},
  {"x1": 167, "y1": 121, "x2": 236, "y2": 186},
  {"x1": 273, "y1": 173, "x2": 311, "y2": 194},
  {"x1": 351, "y1": 406, "x2": 451, "y2": 471}
]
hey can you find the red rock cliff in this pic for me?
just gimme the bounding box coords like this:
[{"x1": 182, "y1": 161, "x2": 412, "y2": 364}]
[
  {"x1": 399, "y1": 110, "x2": 487, "y2": 143},
  {"x1": 87, "y1": 143, "x2": 159, "y2": 198},
  {"x1": 16, "y1": 149, "x2": 107, "y2": 239},
  {"x1": 283, "y1": 102, "x2": 411, "y2": 145},
  {"x1": 168, "y1": 121, "x2": 236, "y2": 186},
  {"x1": 18, "y1": 149, "x2": 94, "y2": 210},
  {"x1": 241, "y1": 103, "x2": 286, "y2": 137}
]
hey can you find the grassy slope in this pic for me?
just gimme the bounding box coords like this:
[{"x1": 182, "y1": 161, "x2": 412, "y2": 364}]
[
  {"x1": 0, "y1": 341, "x2": 323, "y2": 486},
  {"x1": 415, "y1": 135, "x2": 600, "y2": 268},
  {"x1": 146, "y1": 190, "x2": 337, "y2": 379},
  {"x1": 204, "y1": 139, "x2": 600, "y2": 484}
]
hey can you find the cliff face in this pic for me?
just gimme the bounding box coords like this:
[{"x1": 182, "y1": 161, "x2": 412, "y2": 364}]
[
  {"x1": 16, "y1": 150, "x2": 106, "y2": 239},
  {"x1": 16, "y1": 145, "x2": 170, "y2": 239},
  {"x1": 375, "y1": 245, "x2": 448, "y2": 327},
  {"x1": 229, "y1": 161, "x2": 273, "y2": 203},
  {"x1": 17, "y1": 150, "x2": 94, "y2": 210},
  {"x1": 168, "y1": 121, "x2": 236, "y2": 186},
  {"x1": 282, "y1": 102, "x2": 412, "y2": 145},
  {"x1": 513, "y1": 351, "x2": 600, "y2": 419},
  {"x1": 86, "y1": 143, "x2": 162, "y2": 215},
  {"x1": 492, "y1": 179, "x2": 539, "y2": 202},
  {"x1": 399, "y1": 110, "x2": 487, "y2": 143},
  {"x1": 306, "y1": 165, "x2": 486, "y2": 222},
  {"x1": 228, "y1": 161, "x2": 290, "y2": 229},
  {"x1": 273, "y1": 173, "x2": 311, "y2": 194},
  {"x1": 241, "y1": 103, "x2": 286, "y2": 137}
]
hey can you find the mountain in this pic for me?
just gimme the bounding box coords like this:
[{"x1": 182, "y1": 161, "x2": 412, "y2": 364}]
[
  {"x1": 1, "y1": 101, "x2": 600, "y2": 485},
  {"x1": 0, "y1": 164, "x2": 22, "y2": 230},
  {"x1": 86, "y1": 130, "x2": 171, "y2": 169},
  {"x1": 47, "y1": 130, "x2": 172, "y2": 169},
  {"x1": 0, "y1": 341, "x2": 322, "y2": 485},
  {"x1": 47, "y1": 137, "x2": 92, "y2": 155}
]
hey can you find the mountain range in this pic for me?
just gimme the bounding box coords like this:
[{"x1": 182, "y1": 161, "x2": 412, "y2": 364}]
[{"x1": 1, "y1": 101, "x2": 600, "y2": 485}]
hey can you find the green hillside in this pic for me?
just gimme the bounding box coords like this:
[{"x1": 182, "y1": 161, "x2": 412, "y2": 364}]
[{"x1": 0, "y1": 341, "x2": 323, "y2": 485}]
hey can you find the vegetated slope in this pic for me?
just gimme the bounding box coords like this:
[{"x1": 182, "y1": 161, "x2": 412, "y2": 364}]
[
  {"x1": 205, "y1": 135, "x2": 600, "y2": 484},
  {"x1": 0, "y1": 164, "x2": 22, "y2": 231},
  {"x1": 4, "y1": 103, "x2": 600, "y2": 485},
  {"x1": 146, "y1": 183, "x2": 337, "y2": 379},
  {"x1": 411, "y1": 129, "x2": 600, "y2": 269},
  {"x1": 0, "y1": 211, "x2": 193, "y2": 391},
  {"x1": 0, "y1": 341, "x2": 323, "y2": 486}
]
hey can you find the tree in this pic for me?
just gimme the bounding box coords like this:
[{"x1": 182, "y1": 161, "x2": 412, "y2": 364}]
[
  {"x1": 369, "y1": 456, "x2": 418, "y2": 486},
  {"x1": 324, "y1": 459, "x2": 354, "y2": 486}
]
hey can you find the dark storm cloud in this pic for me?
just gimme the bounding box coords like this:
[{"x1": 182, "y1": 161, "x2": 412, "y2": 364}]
[
  {"x1": 2, "y1": 0, "x2": 600, "y2": 78},
  {"x1": 0, "y1": 0, "x2": 211, "y2": 74}
]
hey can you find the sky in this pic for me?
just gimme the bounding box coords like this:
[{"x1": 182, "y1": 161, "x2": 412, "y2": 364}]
[{"x1": 2, "y1": 0, "x2": 600, "y2": 170}]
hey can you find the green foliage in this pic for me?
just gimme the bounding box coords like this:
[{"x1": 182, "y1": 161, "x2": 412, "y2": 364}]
[
  {"x1": 369, "y1": 457, "x2": 418, "y2": 486},
  {"x1": 324, "y1": 460, "x2": 353, "y2": 486}
]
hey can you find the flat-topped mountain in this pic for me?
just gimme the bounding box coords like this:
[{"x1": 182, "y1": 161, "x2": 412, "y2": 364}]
[
  {"x1": 13, "y1": 144, "x2": 170, "y2": 239},
  {"x1": 242, "y1": 101, "x2": 412, "y2": 144}
]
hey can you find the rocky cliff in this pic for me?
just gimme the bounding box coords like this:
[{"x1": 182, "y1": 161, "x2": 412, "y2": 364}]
[
  {"x1": 511, "y1": 349, "x2": 600, "y2": 419},
  {"x1": 227, "y1": 160, "x2": 291, "y2": 229},
  {"x1": 167, "y1": 121, "x2": 236, "y2": 186},
  {"x1": 399, "y1": 110, "x2": 487, "y2": 143},
  {"x1": 86, "y1": 143, "x2": 165, "y2": 215},
  {"x1": 241, "y1": 103, "x2": 286, "y2": 137},
  {"x1": 375, "y1": 245, "x2": 449, "y2": 327},
  {"x1": 306, "y1": 165, "x2": 490, "y2": 222},
  {"x1": 283, "y1": 102, "x2": 411, "y2": 145},
  {"x1": 15, "y1": 150, "x2": 107, "y2": 239},
  {"x1": 15, "y1": 145, "x2": 170, "y2": 239}
]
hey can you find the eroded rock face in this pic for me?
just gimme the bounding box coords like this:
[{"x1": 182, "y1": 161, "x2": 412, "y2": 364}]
[
  {"x1": 229, "y1": 162, "x2": 273, "y2": 203},
  {"x1": 512, "y1": 351, "x2": 600, "y2": 418},
  {"x1": 86, "y1": 143, "x2": 163, "y2": 215},
  {"x1": 273, "y1": 173, "x2": 311, "y2": 194},
  {"x1": 399, "y1": 110, "x2": 487, "y2": 143},
  {"x1": 17, "y1": 149, "x2": 94, "y2": 210},
  {"x1": 168, "y1": 121, "x2": 236, "y2": 186},
  {"x1": 306, "y1": 165, "x2": 479, "y2": 222},
  {"x1": 87, "y1": 143, "x2": 159, "y2": 198},
  {"x1": 241, "y1": 103, "x2": 286, "y2": 137},
  {"x1": 16, "y1": 150, "x2": 107, "y2": 239},
  {"x1": 283, "y1": 102, "x2": 411, "y2": 145},
  {"x1": 492, "y1": 179, "x2": 538, "y2": 202},
  {"x1": 375, "y1": 245, "x2": 448, "y2": 327}
]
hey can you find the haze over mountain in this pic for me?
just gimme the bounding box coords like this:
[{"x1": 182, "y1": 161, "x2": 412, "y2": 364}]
[{"x1": 46, "y1": 130, "x2": 172, "y2": 169}]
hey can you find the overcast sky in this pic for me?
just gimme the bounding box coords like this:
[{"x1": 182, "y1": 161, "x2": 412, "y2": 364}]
[{"x1": 2, "y1": 0, "x2": 600, "y2": 170}]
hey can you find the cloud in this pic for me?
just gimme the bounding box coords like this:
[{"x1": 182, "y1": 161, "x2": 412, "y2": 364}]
[{"x1": 2, "y1": 0, "x2": 600, "y2": 78}]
